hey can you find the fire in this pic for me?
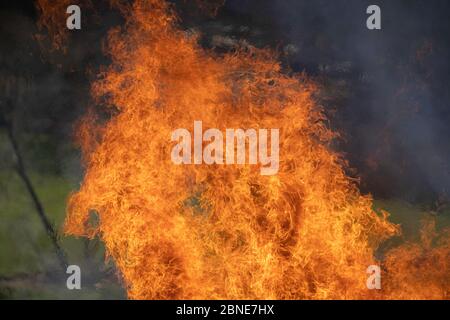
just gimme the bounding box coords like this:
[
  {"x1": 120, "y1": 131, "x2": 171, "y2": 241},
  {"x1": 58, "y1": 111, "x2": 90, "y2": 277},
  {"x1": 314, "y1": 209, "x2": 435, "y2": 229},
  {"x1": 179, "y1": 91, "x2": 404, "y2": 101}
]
[
  {"x1": 35, "y1": 0, "x2": 89, "y2": 52},
  {"x1": 38, "y1": 0, "x2": 449, "y2": 299}
]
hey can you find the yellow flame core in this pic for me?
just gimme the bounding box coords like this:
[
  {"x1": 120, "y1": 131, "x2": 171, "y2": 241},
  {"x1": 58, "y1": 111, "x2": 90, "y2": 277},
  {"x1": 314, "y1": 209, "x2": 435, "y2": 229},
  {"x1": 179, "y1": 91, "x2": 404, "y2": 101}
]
[{"x1": 57, "y1": 0, "x2": 450, "y2": 299}]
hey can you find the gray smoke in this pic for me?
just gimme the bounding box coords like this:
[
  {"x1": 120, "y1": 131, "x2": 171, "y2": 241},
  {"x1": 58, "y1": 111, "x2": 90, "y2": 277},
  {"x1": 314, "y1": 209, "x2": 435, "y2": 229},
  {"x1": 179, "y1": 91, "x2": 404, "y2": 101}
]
[{"x1": 221, "y1": 0, "x2": 450, "y2": 202}]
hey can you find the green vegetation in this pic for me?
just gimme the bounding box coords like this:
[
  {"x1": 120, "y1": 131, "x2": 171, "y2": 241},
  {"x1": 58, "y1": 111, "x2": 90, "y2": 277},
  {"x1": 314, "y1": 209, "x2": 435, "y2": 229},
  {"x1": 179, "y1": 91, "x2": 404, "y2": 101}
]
[
  {"x1": 0, "y1": 169, "x2": 125, "y2": 299},
  {"x1": 0, "y1": 166, "x2": 448, "y2": 299}
]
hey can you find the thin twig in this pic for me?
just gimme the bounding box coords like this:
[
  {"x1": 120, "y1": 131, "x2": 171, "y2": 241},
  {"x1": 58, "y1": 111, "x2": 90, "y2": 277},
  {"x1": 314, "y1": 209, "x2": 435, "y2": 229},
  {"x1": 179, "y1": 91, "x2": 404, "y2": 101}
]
[{"x1": 5, "y1": 122, "x2": 68, "y2": 271}]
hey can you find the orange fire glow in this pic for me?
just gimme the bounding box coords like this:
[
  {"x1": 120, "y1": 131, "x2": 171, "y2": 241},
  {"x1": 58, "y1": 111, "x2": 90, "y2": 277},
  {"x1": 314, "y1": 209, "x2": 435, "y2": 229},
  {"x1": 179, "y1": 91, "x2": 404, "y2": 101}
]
[{"x1": 38, "y1": 0, "x2": 449, "y2": 299}]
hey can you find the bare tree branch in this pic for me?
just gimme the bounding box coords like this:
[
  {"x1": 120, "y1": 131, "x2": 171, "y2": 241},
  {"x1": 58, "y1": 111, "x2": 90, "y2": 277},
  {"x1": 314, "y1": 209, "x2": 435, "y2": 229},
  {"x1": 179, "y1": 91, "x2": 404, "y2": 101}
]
[{"x1": 5, "y1": 121, "x2": 68, "y2": 271}]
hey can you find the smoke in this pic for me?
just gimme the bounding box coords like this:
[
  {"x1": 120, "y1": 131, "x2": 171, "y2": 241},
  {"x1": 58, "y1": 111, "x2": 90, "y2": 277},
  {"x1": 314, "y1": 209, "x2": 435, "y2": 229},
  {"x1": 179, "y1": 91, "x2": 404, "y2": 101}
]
[
  {"x1": 221, "y1": 0, "x2": 450, "y2": 202},
  {"x1": 2, "y1": 0, "x2": 450, "y2": 201},
  {"x1": 1, "y1": 0, "x2": 449, "y2": 299}
]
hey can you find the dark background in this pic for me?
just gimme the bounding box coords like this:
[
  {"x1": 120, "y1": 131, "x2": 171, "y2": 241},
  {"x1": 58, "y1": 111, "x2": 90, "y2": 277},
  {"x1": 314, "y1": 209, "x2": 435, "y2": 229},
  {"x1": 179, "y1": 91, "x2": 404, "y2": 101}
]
[{"x1": 0, "y1": 0, "x2": 449, "y2": 298}]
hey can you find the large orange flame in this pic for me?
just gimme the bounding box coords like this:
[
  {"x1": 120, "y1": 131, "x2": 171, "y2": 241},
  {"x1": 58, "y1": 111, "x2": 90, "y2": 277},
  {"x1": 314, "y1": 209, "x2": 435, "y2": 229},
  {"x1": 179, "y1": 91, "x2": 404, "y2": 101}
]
[{"x1": 37, "y1": 0, "x2": 449, "y2": 299}]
